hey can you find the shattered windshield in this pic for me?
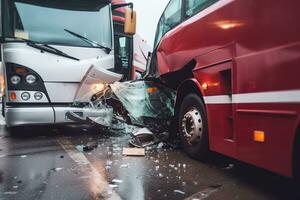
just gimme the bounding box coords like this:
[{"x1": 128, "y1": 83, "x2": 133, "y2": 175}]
[{"x1": 3, "y1": 0, "x2": 112, "y2": 48}]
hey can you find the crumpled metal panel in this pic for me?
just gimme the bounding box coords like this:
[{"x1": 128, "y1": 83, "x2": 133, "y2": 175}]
[{"x1": 109, "y1": 80, "x2": 176, "y2": 120}]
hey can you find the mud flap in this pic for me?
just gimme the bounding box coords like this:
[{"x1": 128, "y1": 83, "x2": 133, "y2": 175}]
[{"x1": 74, "y1": 64, "x2": 123, "y2": 103}]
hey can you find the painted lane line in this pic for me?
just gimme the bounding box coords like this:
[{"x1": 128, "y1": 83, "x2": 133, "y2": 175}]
[{"x1": 56, "y1": 136, "x2": 121, "y2": 200}]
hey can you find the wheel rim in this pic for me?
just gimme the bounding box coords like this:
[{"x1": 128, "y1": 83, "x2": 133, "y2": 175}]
[{"x1": 181, "y1": 108, "x2": 203, "y2": 145}]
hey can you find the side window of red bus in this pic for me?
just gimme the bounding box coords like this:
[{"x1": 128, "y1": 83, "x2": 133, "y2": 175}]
[
  {"x1": 153, "y1": 0, "x2": 182, "y2": 47},
  {"x1": 185, "y1": 0, "x2": 219, "y2": 17}
]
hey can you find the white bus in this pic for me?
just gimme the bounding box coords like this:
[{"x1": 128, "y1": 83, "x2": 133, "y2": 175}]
[{"x1": 0, "y1": 0, "x2": 137, "y2": 128}]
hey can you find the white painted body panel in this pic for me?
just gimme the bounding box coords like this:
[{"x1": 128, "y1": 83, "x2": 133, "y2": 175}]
[
  {"x1": 3, "y1": 43, "x2": 117, "y2": 82},
  {"x1": 3, "y1": 43, "x2": 123, "y2": 103}
]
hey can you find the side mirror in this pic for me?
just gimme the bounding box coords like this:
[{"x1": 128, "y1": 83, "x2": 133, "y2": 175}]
[{"x1": 124, "y1": 7, "x2": 136, "y2": 35}]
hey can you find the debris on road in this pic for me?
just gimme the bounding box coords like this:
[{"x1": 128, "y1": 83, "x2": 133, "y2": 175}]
[
  {"x1": 20, "y1": 155, "x2": 27, "y2": 158},
  {"x1": 52, "y1": 167, "x2": 64, "y2": 172},
  {"x1": 222, "y1": 163, "x2": 235, "y2": 170},
  {"x1": 4, "y1": 191, "x2": 18, "y2": 195},
  {"x1": 83, "y1": 141, "x2": 98, "y2": 152},
  {"x1": 109, "y1": 184, "x2": 118, "y2": 188},
  {"x1": 129, "y1": 128, "x2": 156, "y2": 148},
  {"x1": 120, "y1": 164, "x2": 129, "y2": 168},
  {"x1": 112, "y1": 179, "x2": 123, "y2": 184},
  {"x1": 183, "y1": 185, "x2": 222, "y2": 200},
  {"x1": 174, "y1": 189, "x2": 185, "y2": 195},
  {"x1": 75, "y1": 145, "x2": 84, "y2": 152},
  {"x1": 122, "y1": 147, "x2": 145, "y2": 156}
]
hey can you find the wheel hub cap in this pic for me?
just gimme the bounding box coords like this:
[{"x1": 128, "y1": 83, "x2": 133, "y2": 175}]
[{"x1": 181, "y1": 108, "x2": 203, "y2": 144}]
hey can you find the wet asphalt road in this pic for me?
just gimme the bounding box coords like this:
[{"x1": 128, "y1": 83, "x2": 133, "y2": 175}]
[{"x1": 0, "y1": 122, "x2": 299, "y2": 200}]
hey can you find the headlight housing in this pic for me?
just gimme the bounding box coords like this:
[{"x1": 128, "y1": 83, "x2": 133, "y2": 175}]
[
  {"x1": 21, "y1": 92, "x2": 30, "y2": 101},
  {"x1": 34, "y1": 92, "x2": 43, "y2": 100},
  {"x1": 25, "y1": 74, "x2": 37, "y2": 84},
  {"x1": 10, "y1": 75, "x2": 21, "y2": 85}
]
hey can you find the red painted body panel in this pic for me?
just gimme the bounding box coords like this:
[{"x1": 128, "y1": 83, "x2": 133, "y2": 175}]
[{"x1": 156, "y1": 0, "x2": 300, "y2": 176}]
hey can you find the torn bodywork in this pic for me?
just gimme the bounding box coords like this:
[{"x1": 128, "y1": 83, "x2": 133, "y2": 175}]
[{"x1": 68, "y1": 80, "x2": 176, "y2": 135}]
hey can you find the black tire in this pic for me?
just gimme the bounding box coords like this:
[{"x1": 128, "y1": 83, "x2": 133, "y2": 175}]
[{"x1": 178, "y1": 93, "x2": 209, "y2": 161}]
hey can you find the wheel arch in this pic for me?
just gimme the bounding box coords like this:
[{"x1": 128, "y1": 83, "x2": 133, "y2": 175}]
[{"x1": 175, "y1": 78, "x2": 206, "y2": 115}]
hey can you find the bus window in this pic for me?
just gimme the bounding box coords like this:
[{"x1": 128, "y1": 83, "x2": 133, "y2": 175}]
[
  {"x1": 154, "y1": 0, "x2": 182, "y2": 47},
  {"x1": 185, "y1": 0, "x2": 219, "y2": 17}
]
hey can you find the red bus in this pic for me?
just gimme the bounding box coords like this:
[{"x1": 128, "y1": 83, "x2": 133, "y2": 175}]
[{"x1": 150, "y1": 0, "x2": 300, "y2": 178}]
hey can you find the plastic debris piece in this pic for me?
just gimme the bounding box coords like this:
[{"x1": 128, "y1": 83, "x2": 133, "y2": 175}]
[
  {"x1": 157, "y1": 142, "x2": 164, "y2": 149},
  {"x1": 4, "y1": 191, "x2": 18, "y2": 195},
  {"x1": 13, "y1": 186, "x2": 18, "y2": 189},
  {"x1": 106, "y1": 160, "x2": 113, "y2": 166},
  {"x1": 83, "y1": 141, "x2": 98, "y2": 152},
  {"x1": 112, "y1": 179, "x2": 123, "y2": 184},
  {"x1": 158, "y1": 173, "x2": 164, "y2": 178},
  {"x1": 52, "y1": 168, "x2": 63, "y2": 171},
  {"x1": 120, "y1": 164, "x2": 129, "y2": 168},
  {"x1": 76, "y1": 145, "x2": 84, "y2": 152},
  {"x1": 129, "y1": 128, "x2": 157, "y2": 148},
  {"x1": 20, "y1": 155, "x2": 27, "y2": 158},
  {"x1": 122, "y1": 148, "x2": 145, "y2": 156},
  {"x1": 109, "y1": 184, "x2": 118, "y2": 188},
  {"x1": 174, "y1": 190, "x2": 185, "y2": 195},
  {"x1": 222, "y1": 163, "x2": 234, "y2": 170}
]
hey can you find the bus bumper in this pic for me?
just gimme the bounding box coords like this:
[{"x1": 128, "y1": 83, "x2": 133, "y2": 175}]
[
  {"x1": 5, "y1": 106, "x2": 55, "y2": 127},
  {"x1": 5, "y1": 106, "x2": 86, "y2": 127}
]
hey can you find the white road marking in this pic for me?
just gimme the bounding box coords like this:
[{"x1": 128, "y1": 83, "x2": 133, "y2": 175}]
[{"x1": 56, "y1": 136, "x2": 121, "y2": 200}]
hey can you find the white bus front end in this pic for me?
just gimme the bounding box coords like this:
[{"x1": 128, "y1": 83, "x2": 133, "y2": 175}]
[{"x1": 1, "y1": 0, "x2": 123, "y2": 127}]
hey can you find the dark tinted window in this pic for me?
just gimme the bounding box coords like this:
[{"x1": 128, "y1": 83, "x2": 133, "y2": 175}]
[
  {"x1": 185, "y1": 0, "x2": 218, "y2": 17},
  {"x1": 154, "y1": 0, "x2": 182, "y2": 47}
]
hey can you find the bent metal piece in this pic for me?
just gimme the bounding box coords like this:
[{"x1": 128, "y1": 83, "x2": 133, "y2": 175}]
[
  {"x1": 129, "y1": 128, "x2": 157, "y2": 148},
  {"x1": 66, "y1": 111, "x2": 86, "y2": 123},
  {"x1": 87, "y1": 116, "x2": 126, "y2": 130}
]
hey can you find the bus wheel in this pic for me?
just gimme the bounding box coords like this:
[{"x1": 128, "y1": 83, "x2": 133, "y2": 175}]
[{"x1": 178, "y1": 93, "x2": 209, "y2": 161}]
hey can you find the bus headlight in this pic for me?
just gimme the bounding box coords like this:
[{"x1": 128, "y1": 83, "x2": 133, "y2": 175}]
[
  {"x1": 10, "y1": 75, "x2": 21, "y2": 85},
  {"x1": 21, "y1": 92, "x2": 30, "y2": 101},
  {"x1": 34, "y1": 92, "x2": 43, "y2": 100},
  {"x1": 25, "y1": 74, "x2": 37, "y2": 84}
]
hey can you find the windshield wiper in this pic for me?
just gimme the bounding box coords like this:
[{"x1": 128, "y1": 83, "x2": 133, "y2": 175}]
[
  {"x1": 64, "y1": 29, "x2": 111, "y2": 54},
  {"x1": 3, "y1": 36, "x2": 80, "y2": 61}
]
